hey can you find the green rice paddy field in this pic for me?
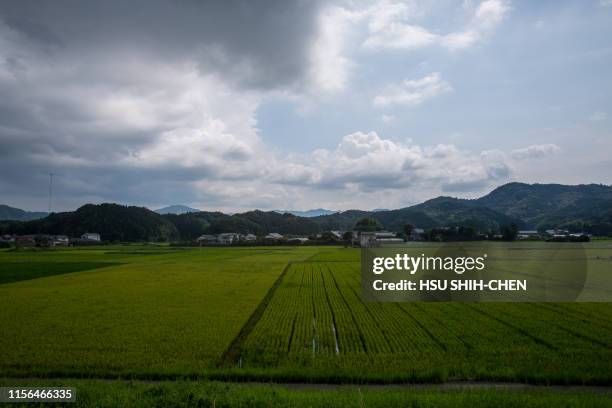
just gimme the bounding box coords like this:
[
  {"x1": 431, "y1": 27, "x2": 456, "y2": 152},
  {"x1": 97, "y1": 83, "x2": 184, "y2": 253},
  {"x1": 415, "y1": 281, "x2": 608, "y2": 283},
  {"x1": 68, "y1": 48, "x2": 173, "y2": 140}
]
[{"x1": 1, "y1": 242, "x2": 611, "y2": 406}]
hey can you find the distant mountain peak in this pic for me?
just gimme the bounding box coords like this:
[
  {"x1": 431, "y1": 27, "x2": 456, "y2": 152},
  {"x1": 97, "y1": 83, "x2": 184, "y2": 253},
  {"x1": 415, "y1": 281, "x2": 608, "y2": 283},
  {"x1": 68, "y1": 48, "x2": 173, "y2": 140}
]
[
  {"x1": 0, "y1": 204, "x2": 47, "y2": 221},
  {"x1": 274, "y1": 208, "x2": 337, "y2": 218},
  {"x1": 154, "y1": 205, "x2": 200, "y2": 215}
]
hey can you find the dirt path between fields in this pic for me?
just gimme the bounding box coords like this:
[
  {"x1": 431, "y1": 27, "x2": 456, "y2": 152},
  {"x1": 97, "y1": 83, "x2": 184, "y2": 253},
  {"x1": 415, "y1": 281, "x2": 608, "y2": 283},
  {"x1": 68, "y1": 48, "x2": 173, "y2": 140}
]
[
  {"x1": 218, "y1": 261, "x2": 294, "y2": 367},
  {"x1": 1, "y1": 377, "x2": 611, "y2": 393},
  {"x1": 279, "y1": 381, "x2": 612, "y2": 393}
]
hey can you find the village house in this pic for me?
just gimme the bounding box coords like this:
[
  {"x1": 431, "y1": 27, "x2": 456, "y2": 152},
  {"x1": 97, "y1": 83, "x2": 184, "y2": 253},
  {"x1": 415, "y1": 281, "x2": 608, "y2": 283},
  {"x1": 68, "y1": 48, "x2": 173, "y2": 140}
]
[
  {"x1": 373, "y1": 231, "x2": 404, "y2": 243},
  {"x1": 52, "y1": 235, "x2": 70, "y2": 246},
  {"x1": 359, "y1": 231, "x2": 403, "y2": 247},
  {"x1": 217, "y1": 233, "x2": 240, "y2": 245},
  {"x1": 518, "y1": 230, "x2": 540, "y2": 239},
  {"x1": 15, "y1": 235, "x2": 36, "y2": 246},
  {"x1": 0, "y1": 234, "x2": 15, "y2": 243},
  {"x1": 264, "y1": 232, "x2": 284, "y2": 241},
  {"x1": 287, "y1": 237, "x2": 309, "y2": 244},
  {"x1": 196, "y1": 234, "x2": 217, "y2": 244},
  {"x1": 545, "y1": 229, "x2": 569, "y2": 238},
  {"x1": 81, "y1": 232, "x2": 101, "y2": 241},
  {"x1": 410, "y1": 228, "x2": 425, "y2": 241},
  {"x1": 241, "y1": 234, "x2": 257, "y2": 242},
  {"x1": 330, "y1": 230, "x2": 344, "y2": 240}
]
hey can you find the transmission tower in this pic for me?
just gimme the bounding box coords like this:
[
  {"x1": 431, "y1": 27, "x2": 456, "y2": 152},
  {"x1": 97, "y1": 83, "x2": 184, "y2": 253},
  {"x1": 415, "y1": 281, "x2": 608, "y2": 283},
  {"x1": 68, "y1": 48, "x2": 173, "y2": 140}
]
[{"x1": 48, "y1": 173, "x2": 54, "y2": 213}]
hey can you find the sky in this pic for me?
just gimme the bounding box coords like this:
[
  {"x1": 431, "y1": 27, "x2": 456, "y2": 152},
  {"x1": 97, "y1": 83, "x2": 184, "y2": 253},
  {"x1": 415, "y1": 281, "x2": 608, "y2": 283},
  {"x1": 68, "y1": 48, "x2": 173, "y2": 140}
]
[{"x1": 0, "y1": 0, "x2": 611, "y2": 213}]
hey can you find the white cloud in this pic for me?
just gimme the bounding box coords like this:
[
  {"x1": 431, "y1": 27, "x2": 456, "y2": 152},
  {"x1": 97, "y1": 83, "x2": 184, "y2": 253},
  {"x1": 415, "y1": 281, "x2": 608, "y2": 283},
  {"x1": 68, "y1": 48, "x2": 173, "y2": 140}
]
[
  {"x1": 307, "y1": 6, "x2": 354, "y2": 93},
  {"x1": 274, "y1": 131, "x2": 513, "y2": 195},
  {"x1": 589, "y1": 110, "x2": 607, "y2": 121},
  {"x1": 364, "y1": 23, "x2": 438, "y2": 50},
  {"x1": 511, "y1": 144, "x2": 562, "y2": 160},
  {"x1": 373, "y1": 72, "x2": 452, "y2": 108},
  {"x1": 362, "y1": 0, "x2": 510, "y2": 51},
  {"x1": 473, "y1": 0, "x2": 510, "y2": 30}
]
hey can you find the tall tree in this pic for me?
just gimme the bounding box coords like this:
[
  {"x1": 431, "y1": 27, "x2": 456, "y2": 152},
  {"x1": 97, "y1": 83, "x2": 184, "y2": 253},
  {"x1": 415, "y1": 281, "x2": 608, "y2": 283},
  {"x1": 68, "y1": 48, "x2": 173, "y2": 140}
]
[{"x1": 354, "y1": 217, "x2": 383, "y2": 232}]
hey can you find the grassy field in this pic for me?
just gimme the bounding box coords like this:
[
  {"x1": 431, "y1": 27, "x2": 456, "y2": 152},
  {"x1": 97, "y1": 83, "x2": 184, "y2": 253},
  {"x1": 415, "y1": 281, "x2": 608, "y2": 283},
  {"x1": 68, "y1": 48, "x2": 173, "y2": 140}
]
[
  {"x1": 241, "y1": 255, "x2": 612, "y2": 384},
  {"x1": 1, "y1": 379, "x2": 611, "y2": 408},
  {"x1": 0, "y1": 242, "x2": 611, "y2": 389},
  {"x1": 0, "y1": 245, "x2": 321, "y2": 378}
]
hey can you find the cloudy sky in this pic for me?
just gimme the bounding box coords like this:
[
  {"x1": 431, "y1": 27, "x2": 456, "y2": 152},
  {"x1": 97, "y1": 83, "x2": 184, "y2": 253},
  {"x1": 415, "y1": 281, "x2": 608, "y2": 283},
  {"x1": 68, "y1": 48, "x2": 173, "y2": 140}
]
[{"x1": 1, "y1": 0, "x2": 611, "y2": 212}]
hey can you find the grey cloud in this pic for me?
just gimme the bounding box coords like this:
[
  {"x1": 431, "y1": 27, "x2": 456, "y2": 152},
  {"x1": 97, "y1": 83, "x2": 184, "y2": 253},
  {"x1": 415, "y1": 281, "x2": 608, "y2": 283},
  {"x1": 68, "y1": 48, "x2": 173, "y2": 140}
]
[
  {"x1": 511, "y1": 144, "x2": 562, "y2": 160},
  {"x1": 0, "y1": 0, "x2": 323, "y2": 90},
  {"x1": 2, "y1": 17, "x2": 63, "y2": 48},
  {"x1": 2, "y1": 1, "x2": 305, "y2": 210},
  {"x1": 0, "y1": 151, "x2": 234, "y2": 212},
  {"x1": 222, "y1": 145, "x2": 252, "y2": 161},
  {"x1": 441, "y1": 179, "x2": 489, "y2": 193},
  {"x1": 1, "y1": 1, "x2": 576, "y2": 213}
]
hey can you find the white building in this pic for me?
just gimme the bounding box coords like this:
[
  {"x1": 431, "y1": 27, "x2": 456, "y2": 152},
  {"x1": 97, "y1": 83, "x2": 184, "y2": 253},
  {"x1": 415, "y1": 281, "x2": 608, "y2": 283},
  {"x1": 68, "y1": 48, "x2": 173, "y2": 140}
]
[
  {"x1": 196, "y1": 234, "x2": 216, "y2": 243},
  {"x1": 359, "y1": 232, "x2": 377, "y2": 247},
  {"x1": 359, "y1": 231, "x2": 403, "y2": 247},
  {"x1": 545, "y1": 229, "x2": 569, "y2": 238},
  {"x1": 52, "y1": 235, "x2": 70, "y2": 246},
  {"x1": 81, "y1": 232, "x2": 100, "y2": 241},
  {"x1": 217, "y1": 233, "x2": 239, "y2": 244},
  {"x1": 265, "y1": 232, "x2": 284, "y2": 241},
  {"x1": 330, "y1": 230, "x2": 344, "y2": 240},
  {"x1": 241, "y1": 234, "x2": 257, "y2": 242},
  {"x1": 410, "y1": 228, "x2": 425, "y2": 241},
  {"x1": 288, "y1": 237, "x2": 309, "y2": 244},
  {"x1": 374, "y1": 231, "x2": 403, "y2": 243},
  {"x1": 518, "y1": 230, "x2": 540, "y2": 239}
]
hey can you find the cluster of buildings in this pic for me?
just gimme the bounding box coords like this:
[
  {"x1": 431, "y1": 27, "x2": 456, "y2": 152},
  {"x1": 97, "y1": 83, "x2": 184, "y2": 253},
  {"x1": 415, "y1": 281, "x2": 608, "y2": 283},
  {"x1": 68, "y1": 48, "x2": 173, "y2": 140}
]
[
  {"x1": 1, "y1": 226, "x2": 590, "y2": 248},
  {"x1": 193, "y1": 227, "x2": 591, "y2": 247},
  {"x1": 196, "y1": 233, "x2": 256, "y2": 245},
  {"x1": 517, "y1": 229, "x2": 590, "y2": 240},
  {"x1": 195, "y1": 232, "x2": 300, "y2": 245},
  {"x1": 0, "y1": 232, "x2": 101, "y2": 246},
  {"x1": 355, "y1": 227, "x2": 590, "y2": 246},
  {"x1": 356, "y1": 229, "x2": 425, "y2": 247},
  {"x1": 194, "y1": 230, "x2": 419, "y2": 247}
]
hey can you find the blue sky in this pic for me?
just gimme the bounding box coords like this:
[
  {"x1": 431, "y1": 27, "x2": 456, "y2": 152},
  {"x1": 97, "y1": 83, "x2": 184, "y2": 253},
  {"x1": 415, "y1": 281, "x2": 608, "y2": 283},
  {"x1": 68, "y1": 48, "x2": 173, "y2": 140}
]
[
  {"x1": 0, "y1": 0, "x2": 611, "y2": 212},
  {"x1": 258, "y1": 1, "x2": 612, "y2": 153}
]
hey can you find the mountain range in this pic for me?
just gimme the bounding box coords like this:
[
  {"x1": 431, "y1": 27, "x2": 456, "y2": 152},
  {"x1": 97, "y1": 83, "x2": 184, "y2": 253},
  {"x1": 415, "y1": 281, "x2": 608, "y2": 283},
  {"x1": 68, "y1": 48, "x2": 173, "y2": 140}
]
[
  {"x1": 0, "y1": 205, "x2": 47, "y2": 222},
  {"x1": 275, "y1": 209, "x2": 337, "y2": 217},
  {"x1": 1, "y1": 182, "x2": 611, "y2": 240}
]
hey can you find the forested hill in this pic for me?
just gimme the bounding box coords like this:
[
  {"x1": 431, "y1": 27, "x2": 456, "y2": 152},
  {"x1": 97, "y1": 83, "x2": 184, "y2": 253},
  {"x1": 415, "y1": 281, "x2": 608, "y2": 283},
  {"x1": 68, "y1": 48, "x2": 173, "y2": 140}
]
[
  {"x1": 474, "y1": 182, "x2": 612, "y2": 230},
  {"x1": 0, "y1": 204, "x2": 178, "y2": 242},
  {"x1": 309, "y1": 202, "x2": 517, "y2": 232},
  {"x1": 1, "y1": 183, "x2": 611, "y2": 241},
  {"x1": 0, "y1": 205, "x2": 47, "y2": 221},
  {"x1": 163, "y1": 210, "x2": 320, "y2": 240}
]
